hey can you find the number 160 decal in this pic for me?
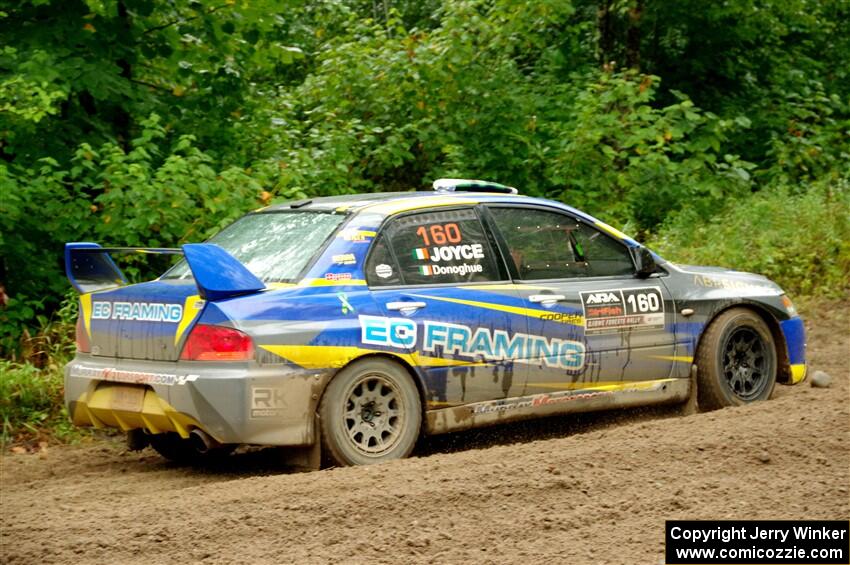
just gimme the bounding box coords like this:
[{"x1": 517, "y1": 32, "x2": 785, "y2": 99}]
[
  {"x1": 416, "y1": 223, "x2": 462, "y2": 246},
  {"x1": 580, "y1": 287, "x2": 665, "y2": 334}
]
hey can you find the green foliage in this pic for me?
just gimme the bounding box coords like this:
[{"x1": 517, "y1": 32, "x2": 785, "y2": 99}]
[
  {"x1": 0, "y1": 115, "x2": 297, "y2": 353},
  {"x1": 0, "y1": 361, "x2": 77, "y2": 446},
  {"x1": 544, "y1": 71, "x2": 755, "y2": 232},
  {"x1": 1, "y1": 0, "x2": 849, "y2": 363},
  {"x1": 651, "y1": 176, "x2": 850, "y2": 298},
  {"x1": 1, "y1": 0, "x2": 304, "y2": 164}
]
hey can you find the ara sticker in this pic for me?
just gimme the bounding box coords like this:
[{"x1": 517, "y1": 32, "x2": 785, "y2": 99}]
[
  {"x1": 375, "y1": 264, "x2": 393, "y2": 278},
  {"x1": 579, "y1": 287, "x2": 665, "y2": 334}
]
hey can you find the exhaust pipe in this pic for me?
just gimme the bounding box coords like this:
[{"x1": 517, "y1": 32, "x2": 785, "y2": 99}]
[{"x1": 189, "y1": 429, "x2": 219, "y2": 454}]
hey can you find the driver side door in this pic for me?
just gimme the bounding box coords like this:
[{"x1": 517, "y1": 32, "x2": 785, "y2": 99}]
[{"x1": 484, "y1": 205, "x2": 677, "y2": 395}]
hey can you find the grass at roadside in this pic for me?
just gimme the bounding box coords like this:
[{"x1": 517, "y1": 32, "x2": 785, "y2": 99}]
[
  {"x1": 0, "y1": 360, "x2": 94, "y2": 449},
  {"x1": 649, "y1": 178, "x2": 850, "y2": 298}
]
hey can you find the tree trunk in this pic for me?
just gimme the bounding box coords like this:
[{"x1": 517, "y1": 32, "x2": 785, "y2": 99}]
[
  {"x1": 626, "y1": 0, "x2": 645, "y2": 71},
  {"x1": 598, "y1": 0, "x2": 615, "y2": 69},
  {"x1": 114, "y1": 0, "x2": 134, "y2": 150}
]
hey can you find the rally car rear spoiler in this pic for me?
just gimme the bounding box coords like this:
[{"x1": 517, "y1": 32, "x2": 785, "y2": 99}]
[{"x1": 64, "y1": 242, "x2": 265, "y2": 301}]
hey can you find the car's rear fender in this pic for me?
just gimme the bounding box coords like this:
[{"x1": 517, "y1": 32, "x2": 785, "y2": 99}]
[{"x1": 205, "y1": 285, "x2": 433, "y2": 410}]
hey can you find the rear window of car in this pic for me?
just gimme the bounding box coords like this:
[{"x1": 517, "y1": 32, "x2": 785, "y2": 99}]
[
  {"x1": 367, "y1": 208, "x2": 502, "y2": 286},
  {"x1": 163, "y1": 211, "x2": 345, "y2": 283}
]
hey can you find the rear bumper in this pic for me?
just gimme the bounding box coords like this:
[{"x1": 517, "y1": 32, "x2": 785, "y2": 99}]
[{"x1": 64, "y1": 354, "x2": 332, "y2": 446}]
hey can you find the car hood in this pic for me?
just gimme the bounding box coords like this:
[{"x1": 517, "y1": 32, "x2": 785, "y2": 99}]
[{"x1": 671, "y1": 263, "x2": 783, "y2": 294}]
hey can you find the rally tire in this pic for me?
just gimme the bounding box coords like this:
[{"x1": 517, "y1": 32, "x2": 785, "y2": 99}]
[
  {"x1": 319, "y1": 358, "x2": 422, "y2": 467},
  {"x1": 696, "y1": 308, "x2": 777, "y2": 410}
]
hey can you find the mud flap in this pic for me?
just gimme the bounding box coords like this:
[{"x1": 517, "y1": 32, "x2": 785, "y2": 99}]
[
  {"x1": 284, "y1": 414, "x2": 322, "y2": 471},
  {"x1": 680, "y1": 364, "x2": 699, "y2": 416}
]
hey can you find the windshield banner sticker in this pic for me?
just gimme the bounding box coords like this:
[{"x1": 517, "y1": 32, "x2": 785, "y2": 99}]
[{"x1": 580, "y1": 287, "x2": 665, "y2": 334}]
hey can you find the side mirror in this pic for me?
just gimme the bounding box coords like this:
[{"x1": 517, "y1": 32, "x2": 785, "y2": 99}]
[{"x1": 631, "y1": 246, "x2": 657, "y2": 278}]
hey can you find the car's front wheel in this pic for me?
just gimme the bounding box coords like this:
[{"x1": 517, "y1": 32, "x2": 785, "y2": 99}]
[
  {"x1": 697, "y1": 307, "x2": 777, "y2": 410},
  {"x1": 319, "y1": 357, "x2": 422, "y2": 466}
]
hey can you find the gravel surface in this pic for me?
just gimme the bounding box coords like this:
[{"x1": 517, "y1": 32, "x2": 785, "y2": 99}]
[{"x1": 1, "y1": 299, "x2": 847, "y2": 564}]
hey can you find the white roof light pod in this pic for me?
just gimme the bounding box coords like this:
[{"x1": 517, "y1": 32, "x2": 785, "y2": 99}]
[{"x1": 432, "y1": 178, "x2": 519, "y2": 195}]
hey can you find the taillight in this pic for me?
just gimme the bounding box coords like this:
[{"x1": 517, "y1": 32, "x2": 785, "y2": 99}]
[
  {"x1": 180, "y1": 324, "x2": 254, "y2": 361},
  {"x1": 76, "y1": 315, "x2": 90, "y2": 352}
]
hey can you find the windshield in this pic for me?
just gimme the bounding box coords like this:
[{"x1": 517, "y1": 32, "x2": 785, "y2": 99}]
[{"x1": 163, "y1": 211, "x2": 346, "y2": 282}]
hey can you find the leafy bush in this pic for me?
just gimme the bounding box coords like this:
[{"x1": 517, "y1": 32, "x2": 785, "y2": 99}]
[
  {"x1": 0, "y1": 115, "x2": 304, "y2": 355},
  {"x1": 650, "y1": 177, "x2": 850, "y2": 298},
  {"x1": 543, "y1": 71, "x2": 755, "y2": 233},
  {"x1": 0, "y1": 361, "x2": 71, "y2": 446}
]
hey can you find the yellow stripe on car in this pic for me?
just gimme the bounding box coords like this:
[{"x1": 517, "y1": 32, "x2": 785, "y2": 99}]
[
  {"x1": 524, "y1": 378, "x2": 678, "y2": 391},
  {"x1": 648, "y1": 355, "x2": 694, "y2": 363},
  {"x1": 265, "y1": 282, "x2": 298, "y2": 289},
  {"x1": 79, "y1": 293, "x2": 93, "y2": 337},
  {"x1": 363, "y1": 196, "x2": 477, "y2": 216},
  {"x1": 260, "y1": 344, "x2": 487, "y2": 370},
  {"x1": 298, "y1": 278, "x2": 368, "y2": 287},
  {"x1": 410, "y1": 294, "x2": 585, "y2": 327},
  {"x1": 594, "y1": 220, "x2": 630, "y2": 240},
  {"x1": 462, "y1": 284, "x2": 552, "y2": 291},
  {"x1": 174, "y1": 294, "x2": 204, "y2": 346}
]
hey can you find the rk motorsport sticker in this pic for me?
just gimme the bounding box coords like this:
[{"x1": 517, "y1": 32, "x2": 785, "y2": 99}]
[
  {"x1": 250, "y1": 386, "x2": 288, "y2": 418},
  {"x1": 580, "y1": 287, "x2": 665, "y2": 334}
]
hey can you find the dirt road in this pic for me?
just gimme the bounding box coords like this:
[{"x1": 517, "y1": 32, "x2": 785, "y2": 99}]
[{"x1": 2, "y1": 300, "x2": 848, "y2": 564}]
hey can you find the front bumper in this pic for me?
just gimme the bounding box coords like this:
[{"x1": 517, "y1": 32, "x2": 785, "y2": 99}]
[
  {"x1": 64, "y1": 354, "x2": 332, "y2": 446},
  {"x1": 779, "y1": 316, "x2": 807, "y2": 385}
]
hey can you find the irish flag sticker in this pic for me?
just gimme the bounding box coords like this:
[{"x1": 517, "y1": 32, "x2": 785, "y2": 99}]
[
  {"x1": 413, "y1": 248, "x2": 430, "y2": 260},
  {"x1": 419, "y1": 265, "x2": 434, "y2": 276}
]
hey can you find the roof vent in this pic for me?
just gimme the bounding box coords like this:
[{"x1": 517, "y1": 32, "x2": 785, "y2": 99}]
[{"x1": 432, "y1": 178, "x2": 518, "y2": 195}]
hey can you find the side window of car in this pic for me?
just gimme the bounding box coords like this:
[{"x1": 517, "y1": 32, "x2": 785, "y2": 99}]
[
  {"x1": 374, "y1": 208, "x2": 502, "y2": 286},
  {"x1": 488, "y1": 206, "x2": 636, "y2": 280},
  {"x1": 573, "y1": 222, "x2": 635, "y2": 277},
  {"x1": 487, "y1": 207, "x2": 588, "y2": 280},
  {"x1": 365, "y1": 234, "x2": 403, "y2": 286}
]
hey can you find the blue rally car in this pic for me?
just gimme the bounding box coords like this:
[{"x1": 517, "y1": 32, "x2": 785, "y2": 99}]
[{"x1": 64, "y1": 180, "x2": 807, "y2": 467}]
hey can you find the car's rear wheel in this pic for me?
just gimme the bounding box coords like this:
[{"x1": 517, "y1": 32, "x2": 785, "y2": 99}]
[
  {"x1": 319, "y1": 357, "x2": 421, "y2": 466},
  {"x1": 697, "y1": 307, "x2": 777, "y2": 410}
]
